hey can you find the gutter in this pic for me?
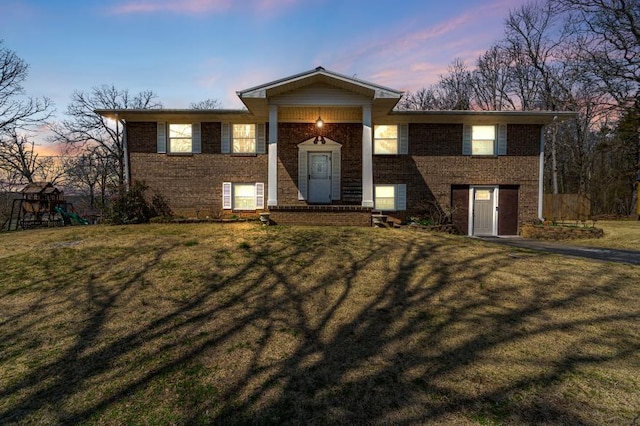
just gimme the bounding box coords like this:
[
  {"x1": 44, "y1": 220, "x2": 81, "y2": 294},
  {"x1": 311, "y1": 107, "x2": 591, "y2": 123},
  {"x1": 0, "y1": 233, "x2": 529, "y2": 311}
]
[
  {"x1": 538, "y1": 116, "x2": 556, "y2": 221},
  {"x1": 117, "y1": 115, "x2": 130, "y2": 189}
]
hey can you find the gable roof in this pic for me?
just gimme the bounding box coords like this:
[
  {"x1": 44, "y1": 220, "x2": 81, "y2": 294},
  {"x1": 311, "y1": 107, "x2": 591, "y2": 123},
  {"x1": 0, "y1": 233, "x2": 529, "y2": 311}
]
[
  {"x1": 236, "y1": 66, "x2": 403, "y2": 118},
  {"x1": 237, "y1": 66, "x2": 402, "y2": 99}
]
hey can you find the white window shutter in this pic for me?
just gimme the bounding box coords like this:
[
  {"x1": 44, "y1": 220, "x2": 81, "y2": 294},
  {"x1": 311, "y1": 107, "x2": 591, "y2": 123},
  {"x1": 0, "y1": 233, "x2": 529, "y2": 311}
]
[
  {"x1": 221, "y1": 123, "x2": 230, "y2": 153},
  {"x1": 255, "y1": 182, "x2": 264, "y2": 209},
  {"x1": 298, "y1": 151, "x2": 308, "y2": 200},
  {"x1": 192, "y1": 122, "x2": 201, "y2": 153},
  {"x1": 256, "y1": 123, "x2": 266, "y2": 154},
  {"x1": 462, "y1": 124, "x2": 472, "y2": 155},
  {"x1": 399, "y1": 124, "x2": 409, "y2": 154},
  {"x1": 497, "y1": 124, "x2": 507, "y2": 155},
  {"x1": 396, "y1": 184, "x2": 407, "y2": 211},
  {"x1": 331, "y1": 150, "x2": 341, "y2": 200},
  {"x1": 222, "y1": 182, "x2": 232, "y2": 209},
  {"x1": 157, "y1": 122, "x2": 166, "y2": 153}
]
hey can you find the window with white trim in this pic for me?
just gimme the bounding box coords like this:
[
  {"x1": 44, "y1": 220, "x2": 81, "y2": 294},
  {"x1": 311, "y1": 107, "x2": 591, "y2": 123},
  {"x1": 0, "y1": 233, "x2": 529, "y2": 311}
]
[
  {"x1": 169, "y1": 124, "x2": 193, "y2": 153},
  {"x1": 463, "y1": 124, "x2": 507, "y2": 156},
  {"x1": 233, "y1": 124, "x2": 256, "y2": 154},
  {"x1": 374, "y1": 124, "x2": 408, "y2": 155},
  {"x1": 472, "y1": 125, "x2": 496, "y2": 156},
  {"x1": 374, "y1": 184, "x2": 406, "y2": 211},
  {"x1": 157, "y1": 122, "x2": 201, "y2": 154},
  {"x1": 222, "y1": 182, "x2": 264, "y2": 210},
  {"x1": 374, "y1": 125, "x2": 398, "y2": 154}
]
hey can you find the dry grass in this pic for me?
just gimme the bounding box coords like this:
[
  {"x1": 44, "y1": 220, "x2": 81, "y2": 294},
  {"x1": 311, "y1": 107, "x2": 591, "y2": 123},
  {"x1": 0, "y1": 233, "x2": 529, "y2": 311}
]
[
  {"x1": 569, "y1": 220, "x2": 640, "y2": 251},
  {"x1": 0, "y1": 223, "x2": 639, "y2": 425}
]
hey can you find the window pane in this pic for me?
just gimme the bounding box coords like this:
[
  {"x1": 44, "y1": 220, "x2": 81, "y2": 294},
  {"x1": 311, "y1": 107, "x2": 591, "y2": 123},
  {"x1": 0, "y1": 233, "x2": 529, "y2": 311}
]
[
  {"x1": 374, "y1": 125, "x2": 398, "y2": 155},
  {"x1": 169, "y1": 124, "x2": 192, "y2": 153},
  {"x1": 472, "y1": 140, "x2": 494, "y2": 155},
  {"x1": 375, "y1": 140, "x2": 398, "y2": 155},
  {"x1": 171, "y1": 138, "x2": 192, "y2": 153},
  {"x1": 472, "y1": 125, "x2": 495, "y2": 140},
  {"x1": 374, "y1": 125, "x2": 397, "y2": 139},
  {"x1": 475, "y1": 189, "x2": 491, "y2": 200},
  {"x1": 233, "y1": 124, "x2": 256, "y2": 153},
  {"x1": 233, "y1": 139, "x2": 256, "y2": 153},
  {"x1": 233, "y1": 124, "x2": 255, "y2": 139},
  {"x1": 375, "y1": 185, "x2": 396, "y2": 210},
  {"x1": 234, "y1": 184, "x2": 256, "y2": 210},
  {"x1": 170, "y1": 124, "x2": 192, "y2": 138}
]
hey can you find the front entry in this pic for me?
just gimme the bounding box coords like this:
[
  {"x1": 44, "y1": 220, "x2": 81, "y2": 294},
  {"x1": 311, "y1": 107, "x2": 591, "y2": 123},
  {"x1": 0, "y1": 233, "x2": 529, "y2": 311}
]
[
  {"x1": 473, "y1": 187, "x2": 496, "y2": 236},
  {"x1": 308, "y1": 152, "x2": 331, "y2": 203}
]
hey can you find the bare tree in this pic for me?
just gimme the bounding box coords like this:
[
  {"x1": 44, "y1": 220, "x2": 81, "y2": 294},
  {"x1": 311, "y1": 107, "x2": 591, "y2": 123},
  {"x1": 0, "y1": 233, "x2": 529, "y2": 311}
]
[
  {"x1": 398, "y1": 59, "x2": 473, "y2": 111},
  {"x1": 0, "y1": 128, "x2": 41, "y2": 183},
  {"x1": 52, "y1": 85, "x2": 161, "y2": 190},
  {"x1": 559, "y1": 0, "x2": 639, "y2": 108},
  {"x1": 472, "y1": 46, "x2": 517, "y2": 111},
  {"x1": 503, "y1": 1, "x2": 576, "y2": 194},
  {"x1": 64, "y1": 145, "x2": 116, "y2": 208},
  {"x1": 190, "y1": 98, "x2": 221, "y2": 109},
  {"x1": 558, "y1": 0, "x2": 640, "y2": 215},
  {"x1": 0, "y1": 40, "x2": 52, "y2": 133},
  {"x1": 437, "y1": 58, "x2": 473, "y2": 110},
  {"x1": 398, "y1": 87, "x2": 445, "y2": 111}
]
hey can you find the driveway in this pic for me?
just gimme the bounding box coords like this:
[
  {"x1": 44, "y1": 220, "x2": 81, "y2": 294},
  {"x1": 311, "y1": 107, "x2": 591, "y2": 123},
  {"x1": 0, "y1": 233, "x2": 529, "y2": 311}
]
[{"x1": 478, "y1": 237, "x2": 640, "y2": 266}]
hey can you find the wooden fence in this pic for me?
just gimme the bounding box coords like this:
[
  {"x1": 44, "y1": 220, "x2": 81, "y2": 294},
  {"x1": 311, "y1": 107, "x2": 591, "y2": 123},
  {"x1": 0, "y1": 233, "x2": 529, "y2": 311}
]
[{"x1": 543, "y1": 194, "x2": 591, "y2": 220}]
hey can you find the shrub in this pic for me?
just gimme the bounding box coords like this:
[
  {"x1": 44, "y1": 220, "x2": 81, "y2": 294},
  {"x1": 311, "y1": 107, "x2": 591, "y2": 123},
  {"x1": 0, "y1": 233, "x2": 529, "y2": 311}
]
[{"x1": 104, "y1": 181, "x2": 172, "y2": 225}]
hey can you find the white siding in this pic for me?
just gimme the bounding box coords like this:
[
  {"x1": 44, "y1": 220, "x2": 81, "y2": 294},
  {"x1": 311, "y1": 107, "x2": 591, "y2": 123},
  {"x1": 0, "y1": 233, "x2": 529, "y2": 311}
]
[{"x1": 270, "y1": 83, "x2": 370, "y2": 106}]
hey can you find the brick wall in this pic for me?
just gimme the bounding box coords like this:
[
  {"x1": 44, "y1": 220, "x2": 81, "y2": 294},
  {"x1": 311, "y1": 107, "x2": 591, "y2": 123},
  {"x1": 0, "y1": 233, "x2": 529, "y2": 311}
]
[
  {"x1": 268, "y1": 207, "x2": 372, "y2": 226},
  {"x1": 374, "y1": 123, "x2": 542, "y2": 227},
  {"x1": 127, "y1": 122, "x2": 267, "y2": 218},
  {"x1": 276, "y1": 123, "x2": 362, "y2": 205},
  {"x1": 126, "y1": 121, "x2": 542, "y2": 227}
]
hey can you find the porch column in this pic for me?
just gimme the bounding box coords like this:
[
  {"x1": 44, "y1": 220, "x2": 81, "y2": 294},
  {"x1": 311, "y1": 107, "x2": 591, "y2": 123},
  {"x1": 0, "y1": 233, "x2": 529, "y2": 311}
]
[
  {"x1": 268, "y1": 104, "x2": 278, "y2": 207},
  {"x1": 362, "y1": 104, "x2": 374, "y2": 207}
]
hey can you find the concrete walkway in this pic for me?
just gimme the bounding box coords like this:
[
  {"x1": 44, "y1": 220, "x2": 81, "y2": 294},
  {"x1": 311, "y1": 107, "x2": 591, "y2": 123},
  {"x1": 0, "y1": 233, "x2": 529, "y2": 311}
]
[{"x1": 478, "y1": 237, "x2": 640, "y2": 266}]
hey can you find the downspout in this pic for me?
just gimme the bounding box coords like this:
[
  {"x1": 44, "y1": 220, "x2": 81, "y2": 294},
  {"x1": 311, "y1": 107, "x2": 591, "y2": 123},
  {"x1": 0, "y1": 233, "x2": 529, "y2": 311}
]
[
  {"x1": 119, "y1": 116, "x2": 130, "y2": 189},
  {"x1": 538, "y1": 117, "x2": 554, "y2": 221}
]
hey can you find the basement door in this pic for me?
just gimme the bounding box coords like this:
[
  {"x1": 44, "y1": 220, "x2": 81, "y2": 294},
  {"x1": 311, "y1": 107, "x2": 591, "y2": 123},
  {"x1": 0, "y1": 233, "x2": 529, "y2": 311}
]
[
  {"x1": 472, "y1": 187, "x2": 497, "y2": 236},
  {"x1": 308, "y1": 152, "x2": 332, "y2": 203}
]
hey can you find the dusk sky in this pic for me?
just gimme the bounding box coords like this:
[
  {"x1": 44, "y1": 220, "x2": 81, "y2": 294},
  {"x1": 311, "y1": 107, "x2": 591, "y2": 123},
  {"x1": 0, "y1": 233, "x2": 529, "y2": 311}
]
[{"x1": 2, "y1": 0, "x2": 530, "y2": 117}]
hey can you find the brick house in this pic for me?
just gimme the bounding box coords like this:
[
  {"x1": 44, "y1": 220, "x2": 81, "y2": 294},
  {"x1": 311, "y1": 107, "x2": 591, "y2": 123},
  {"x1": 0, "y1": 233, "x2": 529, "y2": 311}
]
[{"x1": 97, "y1": 67, "x2": 573, "y2": 235}]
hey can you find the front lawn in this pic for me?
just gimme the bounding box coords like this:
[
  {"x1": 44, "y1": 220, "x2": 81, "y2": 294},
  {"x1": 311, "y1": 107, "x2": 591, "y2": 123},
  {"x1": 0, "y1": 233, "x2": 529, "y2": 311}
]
[
  {"x1": 1, "y1": 224, "x2": 638, "y2": 424},
  {"x1": 570, "y1": 220, "x2": 640, "y2": 251}
]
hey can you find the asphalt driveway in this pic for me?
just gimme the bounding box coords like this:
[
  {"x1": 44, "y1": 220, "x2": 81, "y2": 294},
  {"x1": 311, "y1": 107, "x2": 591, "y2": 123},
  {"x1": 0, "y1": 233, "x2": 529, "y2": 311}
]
[{"x1": 478, "y1": 237, "x2": 640, "y2": 266}]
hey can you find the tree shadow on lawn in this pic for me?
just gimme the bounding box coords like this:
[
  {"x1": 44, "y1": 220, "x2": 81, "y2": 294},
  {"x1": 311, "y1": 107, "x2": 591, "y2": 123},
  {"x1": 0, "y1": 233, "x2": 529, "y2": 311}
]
[{"x1": 0, "y1": 227, "x2": 638, "y2": 425}]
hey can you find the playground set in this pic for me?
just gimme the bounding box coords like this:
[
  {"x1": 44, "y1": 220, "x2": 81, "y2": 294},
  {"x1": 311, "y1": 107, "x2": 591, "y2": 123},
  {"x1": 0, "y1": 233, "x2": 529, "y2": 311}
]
[{"x1": 2, "y1": 182, "x2": 89, "y2": 231}]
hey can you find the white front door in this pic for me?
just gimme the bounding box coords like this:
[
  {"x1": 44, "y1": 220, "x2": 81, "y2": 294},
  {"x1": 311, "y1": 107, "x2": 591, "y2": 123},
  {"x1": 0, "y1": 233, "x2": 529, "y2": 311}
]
[
  {"x1": 473, "y1": 187, "x2": 496, "y2": 236},
  {"x1": 308, "y1": 152, "x2": 331, "y2": 203}
]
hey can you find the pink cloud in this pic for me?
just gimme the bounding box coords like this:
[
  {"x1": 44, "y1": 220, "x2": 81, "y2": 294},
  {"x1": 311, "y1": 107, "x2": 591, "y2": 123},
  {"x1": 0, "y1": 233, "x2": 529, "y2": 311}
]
[
  {"x1": 109, "y1": 0, "x2": 296, "y2": 15},
  {"x1": 110, "y1": 0, "x2": 232, "y2": 14}
]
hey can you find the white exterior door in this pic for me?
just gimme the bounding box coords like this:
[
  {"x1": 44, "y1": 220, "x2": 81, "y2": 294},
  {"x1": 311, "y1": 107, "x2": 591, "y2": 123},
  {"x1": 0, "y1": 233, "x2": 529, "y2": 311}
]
[
  {"x1": 308, "y1": 152, "x2": 331, "y2": 203},
  {"x1": 473, "y1": 187, "x2": 497, "y2": 236}
]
